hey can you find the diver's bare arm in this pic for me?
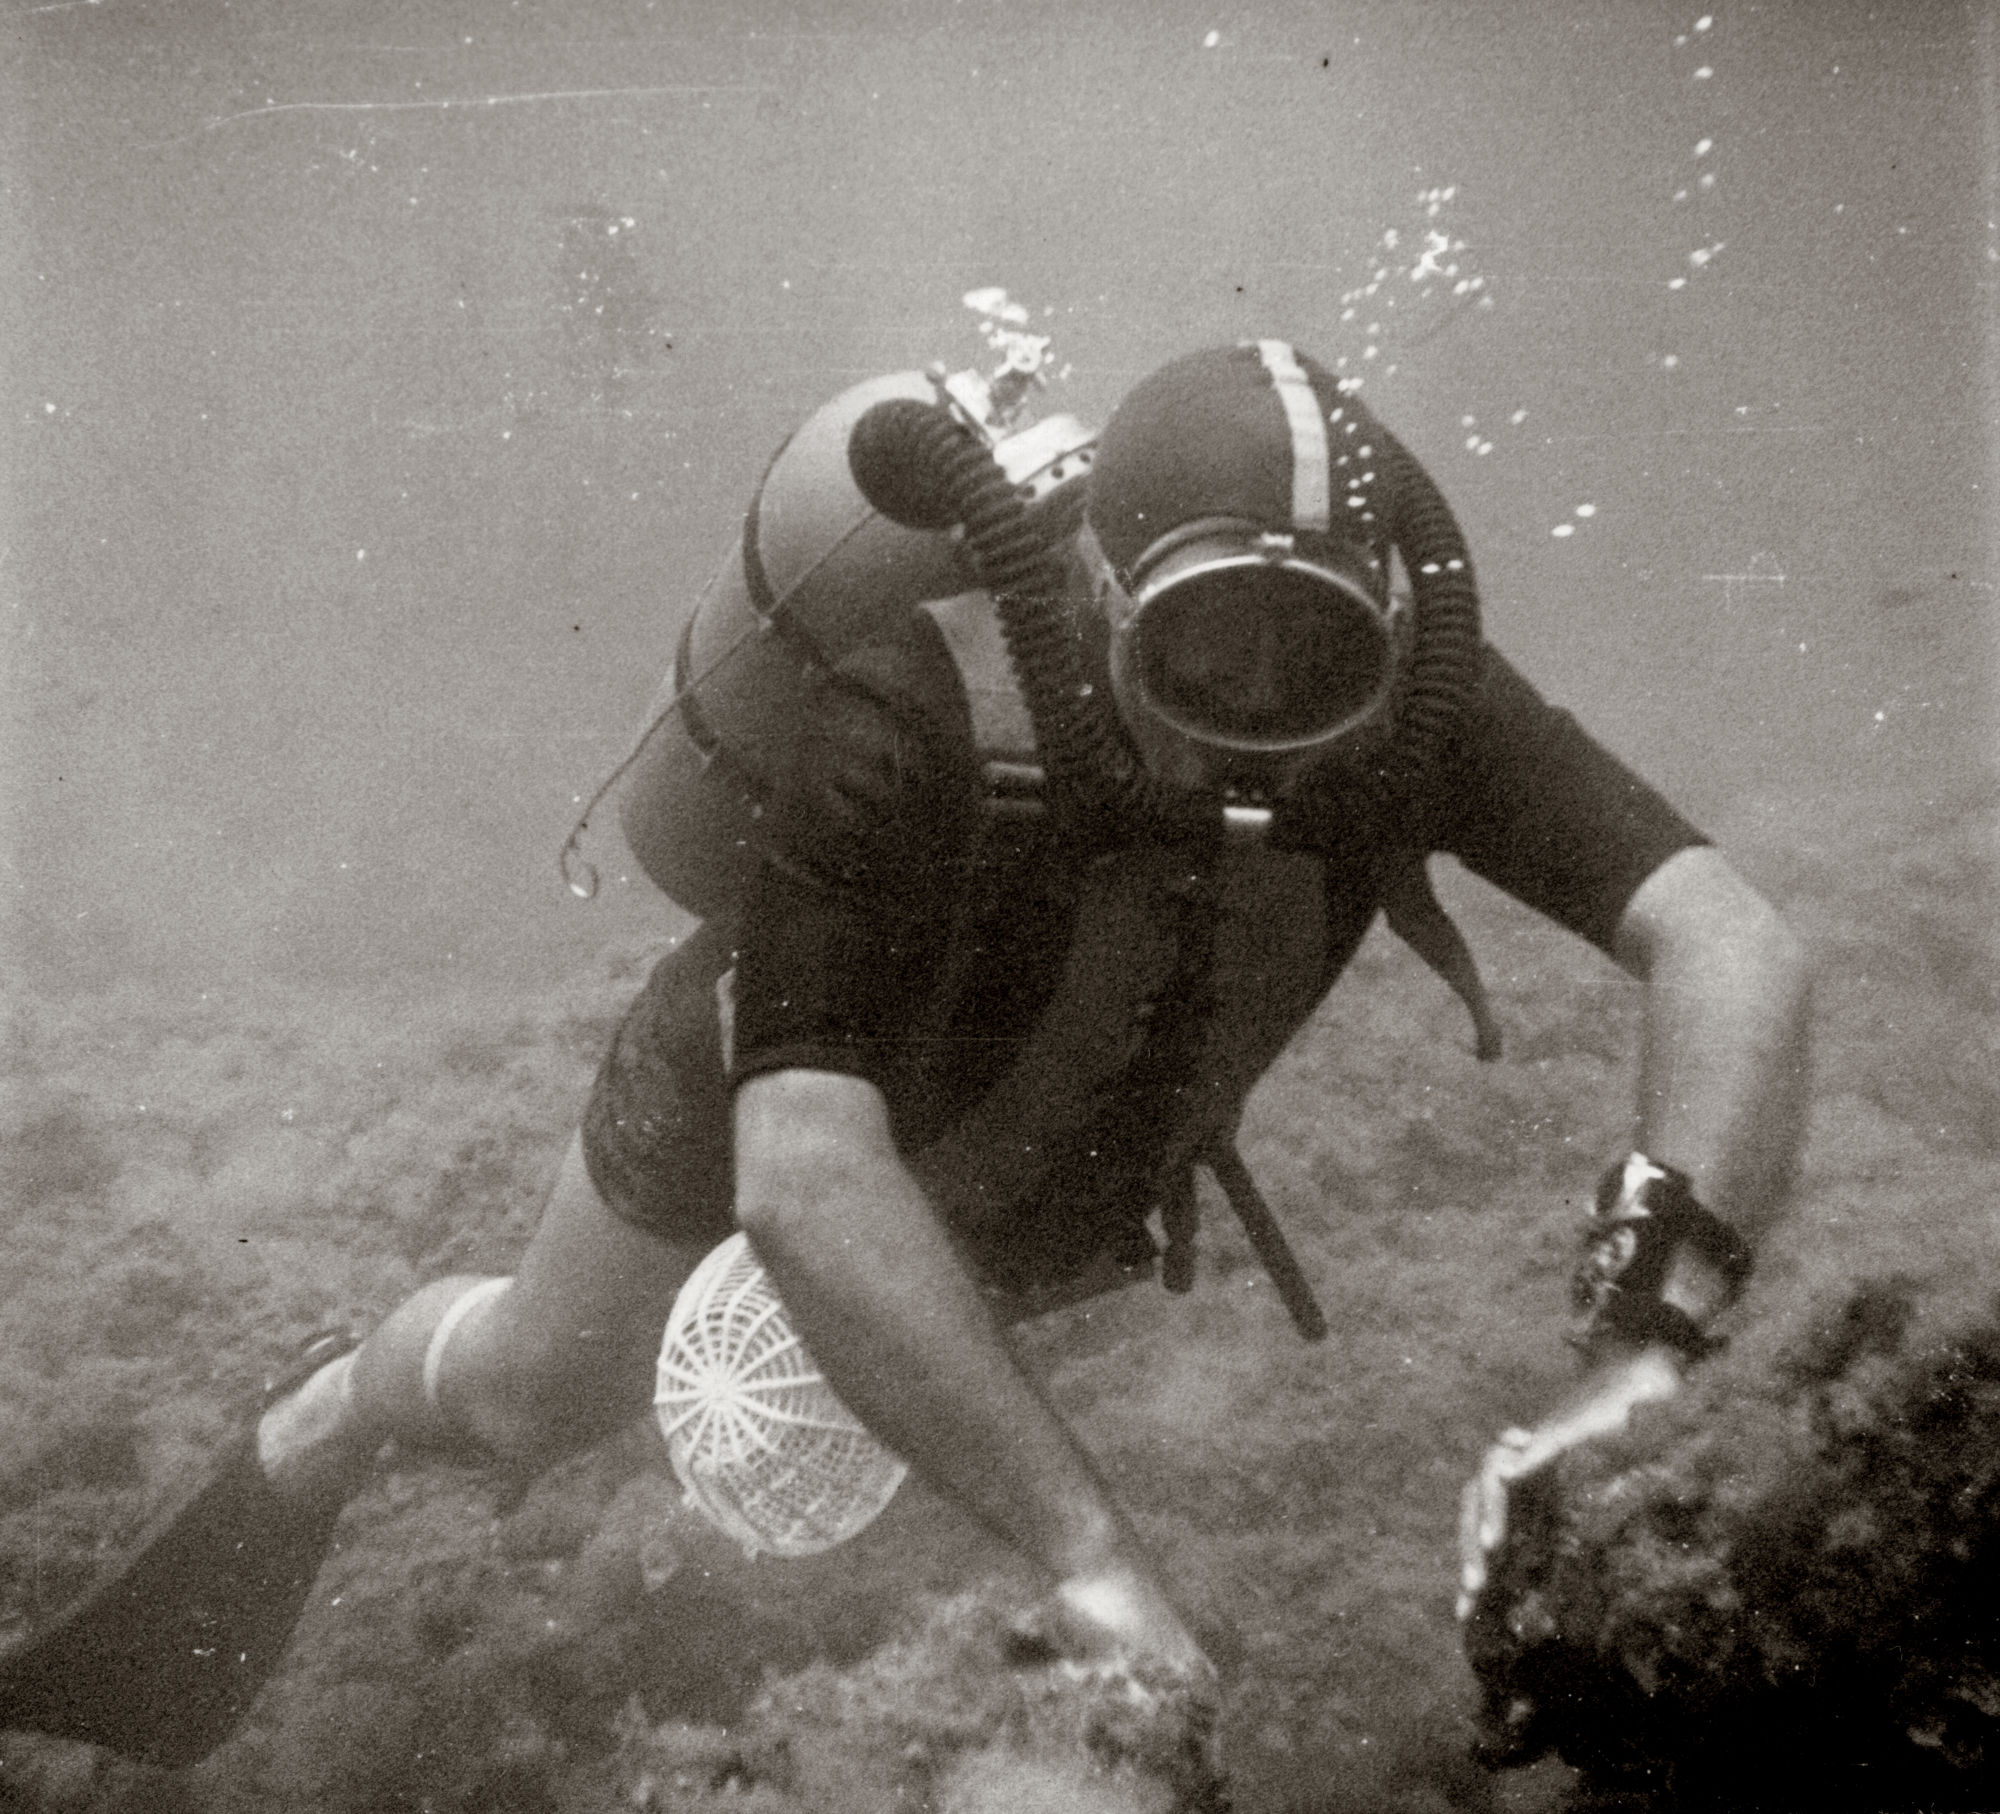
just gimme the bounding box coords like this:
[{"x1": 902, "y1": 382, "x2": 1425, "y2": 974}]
[
  {"x1": 1521, "y1": 847, "x2": 1811, "y2": 1432},
  {"x1": 733, "y1": 1067, "x2": 1205, "y2": 1674},
  {"x1": 1462, "y1": 847, "x2": 1812, "y2": 1603},
  {"x1": 1611, "y1": 843, "x2": 1813, "y2": 1318}
]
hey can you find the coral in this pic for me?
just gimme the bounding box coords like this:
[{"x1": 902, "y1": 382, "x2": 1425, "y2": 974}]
[
  {"x1": 1466, "y1": 1279, "x2": 2000, "y2": 1810},
  {"x1": 609, "y1": 1590, "x2": 1230, "y2": 1813},
  {"x1": 0, "y1": 784, "x2": 1993, "y2": 1811}
]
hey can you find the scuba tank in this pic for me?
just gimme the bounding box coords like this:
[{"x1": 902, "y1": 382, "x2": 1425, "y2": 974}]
[{"x1": 615, "y1": 364, "x2": 1098, "y2": 920}]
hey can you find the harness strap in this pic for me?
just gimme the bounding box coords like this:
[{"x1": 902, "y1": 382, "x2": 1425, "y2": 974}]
[
  {"x1": 673, "y1": 610, "x2": 722, "y2": 758},
  {"x1": 1380, "y1": 853, "x2": 1502, "y2": 1061},
  {"x1": 1203, "y1": 1139, "x2": 1329, "y2": 1343}
]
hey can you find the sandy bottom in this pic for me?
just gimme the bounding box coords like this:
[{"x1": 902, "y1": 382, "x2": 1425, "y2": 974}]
[{"x1": 0, "y1": 779, "x2": 1993, "y2": 1813}]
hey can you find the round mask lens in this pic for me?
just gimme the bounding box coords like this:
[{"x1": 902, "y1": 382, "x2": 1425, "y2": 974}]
[{"x1": 1132, "y1": 564, "x2": 1390, "y2": 746}]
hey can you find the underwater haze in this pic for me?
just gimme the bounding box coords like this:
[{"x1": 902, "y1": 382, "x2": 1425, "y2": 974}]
[
  {"x1": 2, "y1": 4, "x2": 1998, "y2": 1813},
  {"x1": 3, "y1": 0, "x2": 1991, "y2": 999}
]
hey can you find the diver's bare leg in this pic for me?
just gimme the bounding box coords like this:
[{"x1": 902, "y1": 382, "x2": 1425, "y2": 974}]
[{"x1": 258, "y1": 1130, "x2": 705, "y2": 1500}]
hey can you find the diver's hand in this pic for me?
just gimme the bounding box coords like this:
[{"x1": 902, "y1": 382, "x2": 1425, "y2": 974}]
[
  {"x1": 1457, "y1": 1342, "x2": 1685, "y2": 1619},
  {"x1": 1007, "y1": 1566, "x2": 1233, "y2": 1813},
  {"x1": 1011, "y1": 1563, "x2": 1217, "y2": 1689}
]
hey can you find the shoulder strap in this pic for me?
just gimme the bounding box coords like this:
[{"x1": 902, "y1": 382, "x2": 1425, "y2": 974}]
[
  {"x1": 919, "y1": 592, "x2": 1037, "y2": 758},
  {"x1": 919, "y1": 592, "x2": 1052, "y2": 821}
]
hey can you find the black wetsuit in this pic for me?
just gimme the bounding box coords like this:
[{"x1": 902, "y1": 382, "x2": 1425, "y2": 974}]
[{"x1": 581, "y1": 616, "x2": 1704, "y2": 1300}]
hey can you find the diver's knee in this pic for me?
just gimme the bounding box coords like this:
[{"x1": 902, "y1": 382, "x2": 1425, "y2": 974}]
[
  {"x1": 424, "y1": 1276, "x2": 644, "y2": 1466},
  {"x1": 411, "y1": 1274, "x2": 556, "y2": 1463}
]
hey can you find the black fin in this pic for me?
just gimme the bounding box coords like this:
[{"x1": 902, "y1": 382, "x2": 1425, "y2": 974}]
[{"x1": 0, "y1": 1332, "x2": 360, "y2": 1768}]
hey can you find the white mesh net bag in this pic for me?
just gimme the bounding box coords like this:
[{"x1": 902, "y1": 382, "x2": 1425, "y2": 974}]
[{"x1": 654, "y1": 1231, "x2": 908, "y2": 1557}]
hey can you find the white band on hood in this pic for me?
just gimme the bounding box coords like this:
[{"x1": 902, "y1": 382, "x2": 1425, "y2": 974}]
[{"x1": 1255, "y1": 339, "x2": 1331, "y2": 533}]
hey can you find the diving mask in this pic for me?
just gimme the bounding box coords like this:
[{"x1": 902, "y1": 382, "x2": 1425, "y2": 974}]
[{"x1": 1080, "y1": 512, "x2": 1408, "y2": 798}]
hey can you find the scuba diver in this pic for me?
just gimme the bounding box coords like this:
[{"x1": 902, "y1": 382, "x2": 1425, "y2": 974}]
[{"x1": 0, "y1": 336, "x2": 1810, "y2": 1773}]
